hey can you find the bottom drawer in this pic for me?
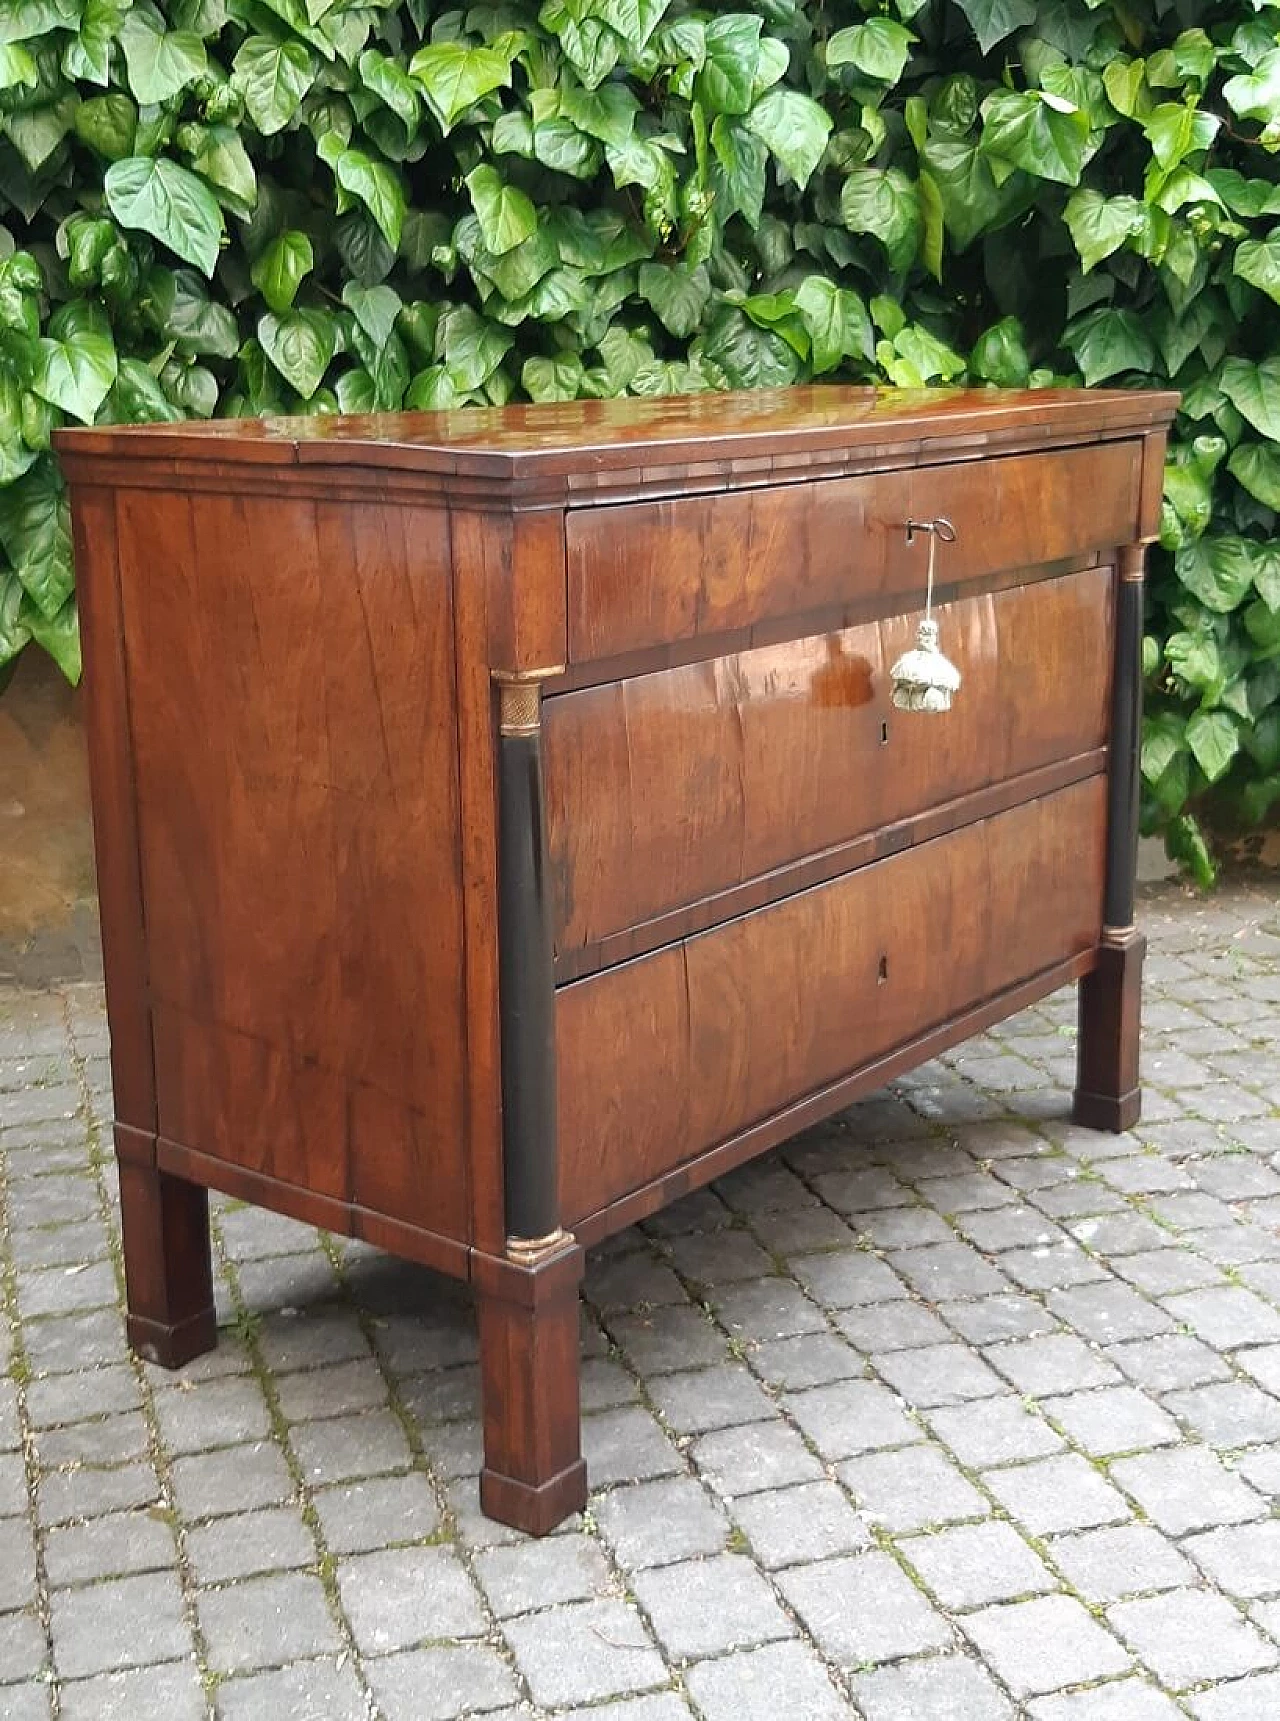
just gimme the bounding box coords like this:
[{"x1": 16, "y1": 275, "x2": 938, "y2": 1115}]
[{"x1": 557, "y1": 776, "x2": 1106, "y2": 1224}]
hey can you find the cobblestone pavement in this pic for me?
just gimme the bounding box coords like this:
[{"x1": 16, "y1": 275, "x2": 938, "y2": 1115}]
[{"x1": 1, "y1": 879, "x2": 1279, "y2": 1720}]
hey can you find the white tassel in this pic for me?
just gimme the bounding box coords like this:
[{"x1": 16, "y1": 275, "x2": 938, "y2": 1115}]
[{"x1": 890, "y1": 518, "x2": 961, "y2": 714}]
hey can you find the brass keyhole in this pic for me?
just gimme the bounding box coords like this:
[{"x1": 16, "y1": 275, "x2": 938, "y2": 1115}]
[
  {"x1": 880, "y1": 720, "x2": 889, "y2": 745},
  {"x1": 878, "y1": 954, "x2": 889, "y2": 984}
]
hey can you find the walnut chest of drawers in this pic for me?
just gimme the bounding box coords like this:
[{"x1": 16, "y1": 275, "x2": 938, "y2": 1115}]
[{"x1": 56, "y1": 385, "x2": 1178, "y2": 1532}]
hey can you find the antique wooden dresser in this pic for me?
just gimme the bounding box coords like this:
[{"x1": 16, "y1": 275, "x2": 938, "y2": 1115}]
[{"x1": 56, "y1": 385, "x2": 1178, "y2": 1532}]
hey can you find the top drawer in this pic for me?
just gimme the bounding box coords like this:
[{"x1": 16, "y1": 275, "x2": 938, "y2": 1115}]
[{"x1": 566, "y1": 439, "x2": 1141, "y2": 665}]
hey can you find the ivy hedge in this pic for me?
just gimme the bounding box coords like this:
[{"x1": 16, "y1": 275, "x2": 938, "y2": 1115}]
[{"x1": 0, "y1": 0, "x2": 1278, "y2": 873}]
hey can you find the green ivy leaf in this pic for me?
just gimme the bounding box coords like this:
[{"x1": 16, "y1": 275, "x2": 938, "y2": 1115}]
[
  {"x1": 710, "y1": 114, "x2": 766, "y2": 228},
  {"x1": 437, "y1": 303, "x2": 512, "y2": 392},
  {"x1": 342, "y1": 282, "x2": 401, "y2": 351},
  {"x1": 1228, "y1": 444, "x2": 1280, "y2": 512},
  {"x1": 560, "y1": 80, "x2": 639, "y2": 149},
  {"x1": 1175, "y1": 536, "x2": 1258, "y2": 615},
  {"x1": 921, "y1": 137, "x2": 1026, "y2": 252},
  {"x1": 970, "y1": 316, "x2": 1030, "y2": 387},
  {"x1": 980, "y1": 89, "x2": 1089, "y2": 188},
  {"x1": 119, "y1": 7, "x2": 207, "y2": 106},
  {"x1": 840, "y1": 167, "x2": 919, "y2": 273},
  {"x1": 410, "y1": 41, "x2": 515, "y2": 130},
  {"x1": 1185, "y1": 709, "x2": 1240, "y2": 783},
  {"x1": 696, "y1": 15, "x2": 761, "y2": 118},
  {"x1": 1220, "y1": 357, "x2": 1280, "y2": 442},
  {"x1": 105, "y1": 156, "x2": 224, "y2": 277},
  {"x1": 232, "y1": 37, "x2": 315, "y2": 136},
  {"x1": 465, "y1": 164, "x2": 537, "y2": 257},
  {"x1": 1223, "y1": 49, "x2": 1280, "y2": 124},
  {"x1": 1235, "y1": 229, "x2": 1280, "y2": 309},
  {"x1": 258, "y1": 307, "x2": 336, "y2": 399},
  {"x1": 32, "y1": 325, "x2": 116, "y2": 424},
  {"x1": 827, "y1": 19, "x2": 914, "y2": 84},
  {"x1": 954, "y1": 0, "x2": 1036, "y2": 56},
  {"x1": 73, "y1": 93, "x2": 137, "y2": 161},
  {"x1": 522, "y1": 352, "x2": 585, "y2": 401},
  {"x1": 1064, "y1": 188, "x2": 1145, "y2": 274},
  {"x1": 334, "y1": 148, "x2": 404, "y2": 250},
  {"x1": 637, "y1": 261, "x2": 710, "y2": 338},
  {"x1": 699, "y1": 302, "x2": 799, "y2": 389},
  {"x1": 794, "y1": 274, "x2": 873, "y2": 374},
  {"x1": 1062, "y1": 307, "x2": 1156, "y2": 385},
  {"x1": 745, "y1": 89, "x2": 832, "y2": 191},
  {"x1": 183, "y1": 123, "x2": 257, "y2": 219},
  {"x1": 0, "y1": 465, "x2": 72, "y2": 623},
  {"x1": 250, "y1": 230, "x2": 313, "y2": 315}
]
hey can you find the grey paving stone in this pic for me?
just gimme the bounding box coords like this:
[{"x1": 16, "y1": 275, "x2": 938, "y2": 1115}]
[
  {"x1": 364, "y1": 1644, "x2": 520, "y2": 1720},
  {"x1": 560, "y1": 1700, "x2": 694, "y2": 1721},
  {"x1": 1189, "y1": 1670, "x2": 1280, "y2": 1720},
  {"x1": 962, "y1": 1593, "x2": 1130, "y2": 1697},
  {"x1": 256, "y1": 1306, "x2": 370, "y2": 1375},
  {"x1": 684, "y1": 1640, "x2": 850, "y2": 1721},
  {"x1": 215, "y1": 1656, "x2": 370, "y2": 1721},
  {"x1": 985, "y1": 1333, "x2": 1120, "y2": 1396},
  {"x1": 25, "y1": 1364, "x2": 140, "y2": 1429},
  {"x1": 1046, "y1": 1523, "x2": 1195, "y2": 1603},
  {"x1": 0, "y1": 1679, "x2": 50, "y2": 1719},
  {"x1": 691, "y1": 1420, "x2": 824, "y2": 1498},
  {"x1": 399, "y1": 1363, "x2": 480, "y2": 1427},
  {"x1": 1113, "y1": 1247, "x2": 1225, "y2": 1297},
  {"x1": 60, "y1": 1658, "x2": 207, "y2": 1721},
  {"x1": 50, "y1": 1570, "x2": 192, "y2": 1679},
  {"x1": 1027, "y1": 1681, "x2": 1186, "y2": 1720},
  {"x1": 787, "y1": 1248, "x2": 908, "y2": 1308},
  {"x1": 0, "y1": 1609, "x2": 47, "y2": 1684},
  {"x1": 502, "y1": 1598, "x2": 666, "y2": 1708},
  {"x1": 609, "y1": 1305, "x2": 727, "y2": 1374},
  {"x1": 783, "y1": 1379, "x2": 923, "y2": 1459},
  {"x1": 197, "y1": 1571, "x2": 343, "y2": 1674},
  {"x1": 778, "y1": 1550, "x2": 952, "y2": 1663},
  {"x1": 291, "y1": 1407, "x2": 413, "y2": 1485},
  {"x1": 187, "y1": 1505, "x2": 315, "y2": 1583},
  {"x1": 1185, "y1": 1519, "x2": 1280, "y2": 1598},
  {"x1": 595, "y1": 1475, "x2": 728, "y2": 1569},
  {"x1": 473, "y1": 1531, "x2": 611, "y2": 1616},
  {"x1": 846, "y1": 1204, "x2": 956, "y2": 1250},
  {"x1": 1163, "y1": 1380, "x2": 1280, "y2": 1446},
  {"x1": 1106, "y1": 1333, "x2": 1232, "y2": 1392},
  {"x1": 1108, "y1": 1588, "x2": 1279, "y2": 1688},
  {"x1": 750, "y1": 1331, "x2": 865, "y2": 1390},
  {"x1": 38, "y1": 1460, "x2": 161, "y2": 1526},
  {"x1": 309, "y1": 1472, "x2": 440, "y2": 1555},
  {"x1": 271, "y1": 1358, "x2": 389, "y2": 1424},
  {"x1": 1040, "y1": 1386, "x2": 1181, "y2": 1456},
  {"x1": 925, "y1": 1394, "x2": 1064, "y2": 1470},
  {"x1": 1000, "y1": 1240, "x2": 1109, "y2": 1293},
  {"x1": 983, "y1": 1452, "x2": 1131, "y2": 1534},
  {"x1": 24, "y1": 1311, "x2": 131, "y2": 1379},
  {"x1": 0, "y1": 1517, "x2": 37, "y2": 1611},
  {"x1": 582, "y1": 1252, "x2": 689, "y2": 1314},
  {"x1": 1046, "y1": 1280, "x2": 1176, "y2": 1344},
  {"x1": 854, "y1": 1653, "x2": 1015, "y2": 1720},
  {"x1": 169, "y1": 1440, "x2": 295, "y2": 1519},
  {"x1": 1111, "y1": 1445, "x2": 1267, "y2": 1535},
  {"x1": 43, "y1": 1508, "x2": 177, "y2": 1588},
  {"x1": 633, "y1": 1552, "x2": 793, "y2": 1659},
  {"x1": 336, "y1": 1545, "x2": 486, "y2": 1654},
  {"x1": 730, "y1": 1479, "x2": 871, "y2": 1568},
  {"x1": 443, "y1": 1474, "x2": 529, "y2": 1549},
  {"x1": 664, "y1": 1229, "x2": 775, "y2": 1285},
  {"x1": 712, "y1": 1276, "x2": 828, "y2": 1340},
  {"x1": 901, "y1": 1519, "x2": 1056, "y2": 1609},
  {"x1": 955, "y1": 1205, "x2": 1066, "y2": 1254},
  {"x1": 581, "y1": 1406, "x2": 683, "y2": 1489},
  {"x1": 1164, "y1": 1286, "x2": 1280, "y2": 1349},
  {"x1": 889, "y1": 1242, "x2": 1009, "y2": 1300},
  {"x1": 834, "y1": 1299, "x2": 953, "y2": 1353},
  {"x1": 151, "y1": 1376, "x2": 272, "y2": 1455},
  {"x1": 646, "y1": 1364, "x2": 774, "y2": 1435},
  {"x1": 18, "y1": 1259, "x2": 119, "y2": 1320},
  {"x1": 872, "y1": 1342, "x2": 1005, "y2": 1407},
  {"x1": 838, "y1": 1443, "x2": 988, "y2": 1533},
  {"x1": 749, "y1": 1203, "x2": 856, "y2": 1257}
]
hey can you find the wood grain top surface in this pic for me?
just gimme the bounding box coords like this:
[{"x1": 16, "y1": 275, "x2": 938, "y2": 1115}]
[{"x1": 55, "y1": 385, "x2": 1180, "y2": 482}]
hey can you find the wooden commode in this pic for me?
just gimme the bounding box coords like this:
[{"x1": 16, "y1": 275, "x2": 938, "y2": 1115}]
[{"x1": 56, "y1": 385, "x2": 1179, "y2": 1532}]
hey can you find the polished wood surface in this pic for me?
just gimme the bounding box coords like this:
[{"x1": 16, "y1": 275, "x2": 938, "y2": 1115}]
[
  {"x1": 557, "y1": 777, "x2": 1107, "y2": 1224},
  {"x1": 55, "y1": 384, "x2": 1176, "y2": 1533},
  {"x1": 547, "y1": 569, "x2": 1114, "y2": 961},
  {"x1": 113, "y1": 489, "x2": 473, "y2": 1241},
  {"x1": 566, "y1": 441, "x2": 1139, "y2": 663}
]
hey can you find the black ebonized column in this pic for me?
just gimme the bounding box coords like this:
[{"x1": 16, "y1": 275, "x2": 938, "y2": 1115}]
[{"x1": 496, "y1": 675, "x2": 561, "y2": 1246}]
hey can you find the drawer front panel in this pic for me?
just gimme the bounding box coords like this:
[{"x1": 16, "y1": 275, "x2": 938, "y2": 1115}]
[
  {"x1": 557, "y1": 777, "x2": 1106, "y2": 1225},
  {"x1": 566, "y1": 440, "x2": 1139, "y2": 664},
  {"x1": 547, "y1": 568, "x2": 1113, "y2": 959}
]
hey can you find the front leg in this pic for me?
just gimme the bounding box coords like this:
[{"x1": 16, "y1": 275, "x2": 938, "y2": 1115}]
[
  {"x1": 1073, "y1": 928, "x2": 1144, "y2": 1132},
  {"x1": 475, "y1": 1237, "x2": 587, "y2": 1535},
  {"x1": 117, "y1": 1127, "x2": 217, "y2": 1368}
]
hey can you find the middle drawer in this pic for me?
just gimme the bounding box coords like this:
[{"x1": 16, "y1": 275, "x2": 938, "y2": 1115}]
[{"x1": 545, "y1": 564, "x2": 1114, "y2": 972}]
